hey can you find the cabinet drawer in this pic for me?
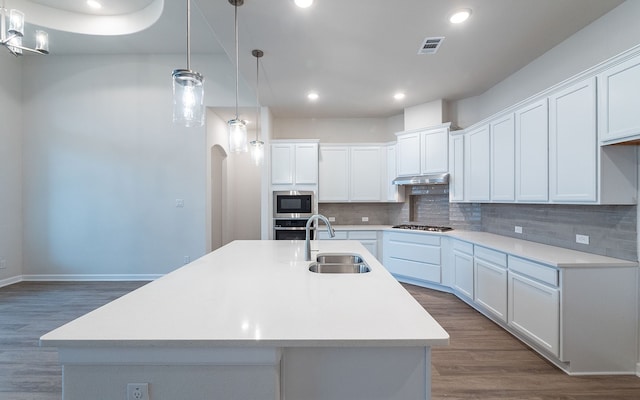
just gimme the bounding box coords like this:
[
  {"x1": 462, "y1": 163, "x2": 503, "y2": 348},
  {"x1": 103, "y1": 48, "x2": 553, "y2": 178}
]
[
  {"x1": 386, "y1": 241, "x2": 440, "y2": 264},
  {"x1": 387, "y1": 231, "x2": 441, "y2": 246},
  {"x1": 348, "y1": 231, "x2": 377, "y2": 240},
  {"x1": 318, "y1": 231, "x2": 348, "y2": 240},
  {"x1": 508, "y1": 256, "x2": 558, "y2": 287},
  {"x1": 452, "y1": 240, "x2": 473, "y2": 255},
  {"x1": 475, "y1": 246, "x2": 507, "y2": 268},
  {"x1": 386, "y1": 258, "x2": 441, "y2": 283}
]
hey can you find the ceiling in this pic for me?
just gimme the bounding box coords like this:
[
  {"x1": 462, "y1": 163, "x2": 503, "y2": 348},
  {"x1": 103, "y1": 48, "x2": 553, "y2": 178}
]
[{"x1": 12, "y1": 0, "x2": 625, "y2": 119}]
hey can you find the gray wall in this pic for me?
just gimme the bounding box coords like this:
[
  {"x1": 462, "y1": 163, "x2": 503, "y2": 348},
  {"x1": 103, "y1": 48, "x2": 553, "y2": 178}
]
[{"x1": 0, "y1": 54, "x2": 23, "y2": 283}]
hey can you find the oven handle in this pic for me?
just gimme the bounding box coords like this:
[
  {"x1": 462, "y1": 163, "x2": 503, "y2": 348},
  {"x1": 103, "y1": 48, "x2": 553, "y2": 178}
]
[{"x1": 273, "y1": 227, "x2": 316, "y2": 231}]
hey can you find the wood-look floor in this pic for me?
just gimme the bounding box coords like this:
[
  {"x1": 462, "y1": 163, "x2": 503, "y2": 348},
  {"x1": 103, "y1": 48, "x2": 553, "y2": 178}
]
[{"x1": 1, "y1": 281, "x2": 639, "y2": 399}]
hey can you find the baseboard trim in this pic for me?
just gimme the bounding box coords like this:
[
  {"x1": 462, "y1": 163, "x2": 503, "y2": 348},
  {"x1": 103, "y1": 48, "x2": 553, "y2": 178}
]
[
  {"x1": 0, "y1": 275, "x2": 23, "y2": 288},
  {"x1": 20, "y1": 274, "x2": 162, "y2": 282}
]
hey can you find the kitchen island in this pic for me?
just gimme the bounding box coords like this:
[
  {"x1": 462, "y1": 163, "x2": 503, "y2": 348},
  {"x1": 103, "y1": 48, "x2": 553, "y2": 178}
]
[{"x1": 40, "y1": 240, "x2": 449, "y2": 400}]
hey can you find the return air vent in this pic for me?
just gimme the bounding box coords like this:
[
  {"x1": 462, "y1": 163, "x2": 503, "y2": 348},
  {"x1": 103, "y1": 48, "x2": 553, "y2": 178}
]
[{"x1": 418, "y1": 36, "x2": 444, "y2": 55}]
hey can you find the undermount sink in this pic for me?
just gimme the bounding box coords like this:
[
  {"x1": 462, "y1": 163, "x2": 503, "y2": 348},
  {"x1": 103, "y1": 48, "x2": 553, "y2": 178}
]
[
  {"x1": 309, "y1": 263, "x2": 371, "y2": 274},
  {"x1": 315, "y1": 254, "x2": 364, "y2": 264},
  {"x1": 309, "y1": 253, "x2": 370, "y2": 274}
]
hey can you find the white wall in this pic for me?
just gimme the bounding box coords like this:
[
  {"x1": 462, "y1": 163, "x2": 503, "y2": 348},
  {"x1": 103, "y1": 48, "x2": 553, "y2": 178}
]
[
  {"x1": 273, "y1": 117, "x2": 399, "y2": 143},
  {"x1": 20, "y1": 53, "x2": 250, "y2": 277},
  {"x1": 450, "y1": 0, "x2": 640, "y2": 128},
  {"x1": 403, "y1": 99, "x2": 446, "y2": 131},
  {"x1": 0, "y1": 54, "x2": 23, "y2": 284}
]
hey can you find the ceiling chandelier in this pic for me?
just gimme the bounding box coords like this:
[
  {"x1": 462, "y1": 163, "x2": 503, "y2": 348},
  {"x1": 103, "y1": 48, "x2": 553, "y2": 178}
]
[
  {"x1": 0, "y1": 3, "x2": 49, "y2": 56},
  {"x1": 228, "y1": 0, "x2": 248, "y2": 153},
  {"x1": 250, "y1": 49, "x2": 264, "y2": 165},
  {"x1": 172, "y1": 0, "x2": 205, "y2": 127}
]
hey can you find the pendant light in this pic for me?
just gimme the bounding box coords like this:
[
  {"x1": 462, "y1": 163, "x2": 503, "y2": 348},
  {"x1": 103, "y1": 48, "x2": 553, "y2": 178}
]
[
  {"x1": 228, "y1": 0, "x2": 248, "y2": 153},
  {"x1": 172, "y1": 0, "x2": 204, "y2": 127},
  {"x1": 250, "y1": 49, "x2": 264, "y2": 165}
]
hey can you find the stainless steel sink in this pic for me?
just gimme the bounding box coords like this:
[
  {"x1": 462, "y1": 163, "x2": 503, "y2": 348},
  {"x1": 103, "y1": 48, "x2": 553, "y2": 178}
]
[
  {"x1": 315, "y1": 254, "x2": 364, "y2": 264},
  {"x1": 309, "y1": 262, "x2": 370, "y2": 274},
  {"x1": 309, "y1": 253, "x2": 370, "y2": 274}
]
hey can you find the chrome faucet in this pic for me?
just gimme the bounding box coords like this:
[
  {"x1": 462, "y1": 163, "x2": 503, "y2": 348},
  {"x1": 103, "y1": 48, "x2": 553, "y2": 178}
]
[{"x1": 305, "y1": 214, "x2": 335, "y2": 261}]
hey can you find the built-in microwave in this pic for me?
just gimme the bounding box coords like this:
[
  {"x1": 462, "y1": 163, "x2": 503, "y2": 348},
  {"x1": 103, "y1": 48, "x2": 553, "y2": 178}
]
[{"x1": 273, "y1": 191, "x2": 315, "y2": 218}]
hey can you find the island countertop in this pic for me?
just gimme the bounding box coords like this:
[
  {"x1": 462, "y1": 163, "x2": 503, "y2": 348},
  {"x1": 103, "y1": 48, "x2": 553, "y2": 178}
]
[{"x1": 40, "y1": 240, "x2": 449, "y2": 348}]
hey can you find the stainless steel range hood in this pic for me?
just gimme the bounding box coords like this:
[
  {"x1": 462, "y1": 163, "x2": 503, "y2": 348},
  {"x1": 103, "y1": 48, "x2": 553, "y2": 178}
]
[{"x1": 392, "y1": 173, "x2": 449, "y2": 186}]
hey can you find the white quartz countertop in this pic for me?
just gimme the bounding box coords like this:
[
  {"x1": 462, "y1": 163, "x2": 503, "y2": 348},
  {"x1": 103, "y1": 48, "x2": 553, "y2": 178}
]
[{"x1": 40, "y1": 240, "x2": 449, "y2": 348}]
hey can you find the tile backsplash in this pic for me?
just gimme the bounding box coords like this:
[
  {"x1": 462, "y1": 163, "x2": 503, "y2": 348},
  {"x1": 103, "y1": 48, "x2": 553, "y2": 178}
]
[{"x1": 318, "y1": 185, "x2": 637, "y2": 261}]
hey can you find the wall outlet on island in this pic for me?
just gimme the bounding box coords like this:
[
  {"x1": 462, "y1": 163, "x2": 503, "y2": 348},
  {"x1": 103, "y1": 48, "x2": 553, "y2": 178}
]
[
  {"x1": 576, "y1": 234, "x2": 590, "y2": 245},
  {"x1": 0, "y1": 258, "x2": 6, "y2": 269},
  {"x1": 362, "y1": 217, "x2": 369, "y2": 222},
  {"x1": 328, "y1": 216, "x2": 336, "y2": 222},
  {"x1": 514, "y1": 226, "x2": 523, "y2": 234},
  {"x1": 127, "y1": 383, "x2": 149, "y2": 400}
]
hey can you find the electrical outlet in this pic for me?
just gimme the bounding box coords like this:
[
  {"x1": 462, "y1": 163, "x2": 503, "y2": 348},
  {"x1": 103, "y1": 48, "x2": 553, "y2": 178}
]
[
  {"x1": 175, "y1": 199, "x2": 185, "y2": 208},
  {"x1": 514, "y1": 226, "x2": 523, "y2": 234},
  {"x1": 328, "y1": 216, "x2": 336, "y2": 222},
  {"x1": 184, "y1": 256, "x2": 190, "y2": 264},
  {"x1": 576, "y1": 234, "x2": 590, "y2": 245},
  {"x1": 0, "y1": 258, "x2": 6, "y2": 269},
  {"x1": 362, "y1": 216, "x2": 369, "y2": 222},
  {"x1": 127, "y1": 383, "x2": 149, "y2": 400}
]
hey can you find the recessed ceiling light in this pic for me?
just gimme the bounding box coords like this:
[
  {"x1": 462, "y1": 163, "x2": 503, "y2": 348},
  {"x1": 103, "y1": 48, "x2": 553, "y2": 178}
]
[
  {"x1": 394, "y1": 92, "x2": 406, "y2": 100},
  {"x1": 86, "y1": 0, "x2": 103, "y2": 10},
  {"x1": 449, "y1": 9, "x2": 471, "y2": 24},
  {"x1": 307, "y1": 92, "x2": 319, "y2": 101},
  {"x1": 295, "y1": 0, "x2": 314, "y2": 8}
]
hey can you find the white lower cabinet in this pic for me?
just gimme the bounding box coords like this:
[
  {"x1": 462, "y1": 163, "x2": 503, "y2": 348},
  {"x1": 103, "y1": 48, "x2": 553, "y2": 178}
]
[
  {"x1": 317, "y1": 230, "x2": 379, "y2": 260},
  {"x1": 473, "y1": 246, "x2": 507, "y2": 322},
  {"x1": 383, "y1": 231, "x2": 441, "y2": 285},
  {"x1": 507, "y1": 257, "x2": 560, "y2": 357},
  {"x1": 452, "y1": 240, "x2": 473, "y2": 299}
]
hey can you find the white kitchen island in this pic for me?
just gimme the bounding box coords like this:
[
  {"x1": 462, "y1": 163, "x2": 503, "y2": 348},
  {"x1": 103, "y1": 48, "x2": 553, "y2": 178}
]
[{"x1": 40, "y1": 240, "x2": 449, "y2": 400}]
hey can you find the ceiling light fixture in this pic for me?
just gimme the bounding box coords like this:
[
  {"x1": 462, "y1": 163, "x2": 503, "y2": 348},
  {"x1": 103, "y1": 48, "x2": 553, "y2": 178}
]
[
  {"x1": 228, "y1": 0, "x2": 248, "y2": 153},
  {"x1": 0, "y1": 2, "x2": 49, "y2": 56},
  {"x1": 295, "y1": 0, "x2": 314, "y2": 9},
  {"x1": 449, "y1": 9, "x2": 471, "y2": 24},
  {"x1": 86, "y1": 0, "x2": 102, "y2": 10},
  {"x1": 250, "y1": 49, "x2": 265, "y2": 166},
  {"x1": 307, "y1": 92, "x2": 319, "y2": 101},
  {"x1": 172, "y1": 0, "x2": 205, "y2": 127},
  {"x1": 394, "y1": 92, "x2": 406, "y2": 100}
]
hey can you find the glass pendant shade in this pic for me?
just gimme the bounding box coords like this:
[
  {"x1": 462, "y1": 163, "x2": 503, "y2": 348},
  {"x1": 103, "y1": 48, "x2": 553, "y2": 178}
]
[
  {"x1": 228, "y1": 119, "x2": 248, "y2": 153},
  {"x1": 8, "y1": 9, "x2": 24, "y2": 36},
  {"x1": 35, "y1": 30, "x2": 49, "y2": 54},
  {"x1": 172, "y1": 69, "x2": 205, "y2": 127},
  {"x1": 250, "y1": 140, "x2": 264, "y2": 165}
]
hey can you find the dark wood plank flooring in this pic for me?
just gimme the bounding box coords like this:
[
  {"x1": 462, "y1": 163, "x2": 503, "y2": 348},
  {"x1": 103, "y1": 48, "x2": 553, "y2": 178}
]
[{"x1": 1, "y1": 281, "x2": 639, "y2": 399}]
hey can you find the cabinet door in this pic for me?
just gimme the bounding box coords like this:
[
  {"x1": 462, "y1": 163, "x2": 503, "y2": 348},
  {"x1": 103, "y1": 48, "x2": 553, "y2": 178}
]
[
  {"x1": 508, "y1": 271, "x2": 560, "y2": 357},
  {"x1": 474, "y1": 259, "x2": 507, "y2": 322},
  {"x1": 271, "y1": 144, "x2": 294, "y2": 185},
  {"x1": 491, "y1": 114, "x2": 515, "y2": 202},
  {"x1": 318, "y1": 146, "x2": 349, "y2": 202},
  {"x1": 396, "y1": 133, "x2": 421, "y2": 176},
  {"x1": 350, "y1": 147, "x2": 382, "y2": 201},
  {"x1": 515, "y1": 99, "x2": 548, "y2": 202},
  {"x1": 449, "y1": 134, "x2": 464, "y2": 202},
  {"x1": 294, "y1": 144, "x2": 318, "y2": 185},
  {"x1": 385, "y1": 145, "x2": 403, "y2": 202},
  {"x1": 549, "y1": 78, "x2": 597, "y2": 202},
  {"x1": 598, "y1": 55, "x2": 640, "y2": 143},
  {"x1": 465, "y1": 125, "x2": 491, "y2": 202},
  {"x1": 421, "y1": 128, "x2": 448, "y2": 174},
  {"x1": 453, "y1": 250, "x2": 474, "y2": 299}
]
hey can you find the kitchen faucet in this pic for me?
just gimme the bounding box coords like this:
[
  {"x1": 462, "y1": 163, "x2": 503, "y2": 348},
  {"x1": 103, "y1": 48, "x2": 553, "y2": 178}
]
[{"x1": 305, "y1": 214, "x2": 335, "y2": 261}]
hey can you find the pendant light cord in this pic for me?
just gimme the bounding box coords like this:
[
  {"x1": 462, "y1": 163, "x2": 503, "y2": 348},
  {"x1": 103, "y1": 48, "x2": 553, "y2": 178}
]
[
  {"x1": 234, "y1": 2, "x2": 240, "y2": 120},
  {"x1": 255, "y1": 52, "x2": 259, "y2": 141},
  {"x1": 186, "y1": 0, "x2": 191, "y2": 71}
]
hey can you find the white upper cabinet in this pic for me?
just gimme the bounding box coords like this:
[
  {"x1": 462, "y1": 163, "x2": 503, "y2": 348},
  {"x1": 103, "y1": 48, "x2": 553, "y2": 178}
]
[
  {"x1": 395, "y1": 123, "x2": 450, "y2": 177},
  {"x1": 549, "y1": 78, "x2": 597, "y2": 202},
  {"x1": 465, "y1": 125, "x2": 491, "y2": 202},
  {"x1": 396, "y1": 132, "x2": 421, "y2": 176},
  {"x1": 318, "y1": 146, "x2": 349, "y2": 202},
  {"x1": 515, "y1": 99, "x2": 549, "y2": 202},
  {"x1": 350, "y1": 146, "x2": 383, "y2": 201},
  {"x1": 449, "y1": 133, "x2": 465, "y2": 202},
  {"x1": 490, "y1": 114, "x2": 516, "y2": 202},
  {"x1": 421, "y1": 127, "x2": 449, "y2": 174},
  {"x1": 598, "y1": 54, "x2": 640, "y2": 144},
  {"x1": 271, "y1": 141, "x2": 319, "y2": 189},
  {"x1": 385, "y1": 145, "x2": 405, "y2": 202}
]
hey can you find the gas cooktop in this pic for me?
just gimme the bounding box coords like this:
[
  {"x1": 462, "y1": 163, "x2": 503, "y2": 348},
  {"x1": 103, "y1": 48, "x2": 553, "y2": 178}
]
[{"x1": 392, "y1": 224, "x2": 453, "y2": 232}]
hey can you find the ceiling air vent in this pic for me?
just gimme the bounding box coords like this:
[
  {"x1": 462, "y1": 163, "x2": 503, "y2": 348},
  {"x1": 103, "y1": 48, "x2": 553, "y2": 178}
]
[{"x1": 418, "y1": 36, "x2": 444, "y2": 55}]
